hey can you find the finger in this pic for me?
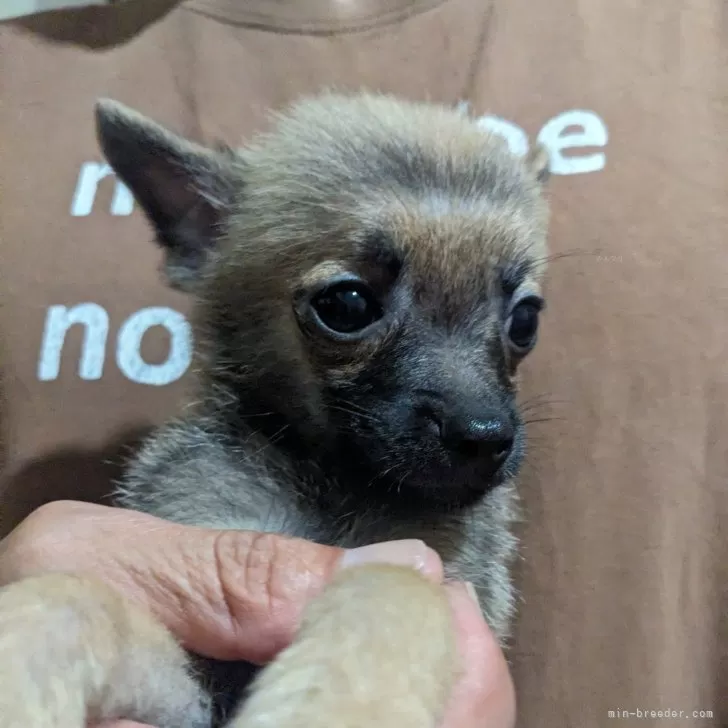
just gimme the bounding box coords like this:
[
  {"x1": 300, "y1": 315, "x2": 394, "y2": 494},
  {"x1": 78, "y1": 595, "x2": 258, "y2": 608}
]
[
  {"x1": 0, "y1": 501, "x2": 443, "y2": 663},
  {"x1": 439, "y1": 582, "x2": 516, "y2": 728}
]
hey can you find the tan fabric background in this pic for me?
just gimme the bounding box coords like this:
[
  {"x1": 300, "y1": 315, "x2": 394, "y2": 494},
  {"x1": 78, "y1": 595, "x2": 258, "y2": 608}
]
[{"x1": 1, "y1": 1, "x2": 727, "y2": 725}]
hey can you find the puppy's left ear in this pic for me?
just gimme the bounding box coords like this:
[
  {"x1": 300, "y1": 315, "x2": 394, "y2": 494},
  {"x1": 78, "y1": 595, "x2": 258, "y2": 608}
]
[
  {"x1": 524, "y1": 142, "x2": 551, "y2": 185},
  {"x1": 95, "y1": 99, "x2": 241, "y2": 291}
]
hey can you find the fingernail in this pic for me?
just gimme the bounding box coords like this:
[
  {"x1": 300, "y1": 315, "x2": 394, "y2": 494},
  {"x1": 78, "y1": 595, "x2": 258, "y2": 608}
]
[
  {"x1": 464, "y1": 581, "x2": 482, "y2": 612},
  {"x1": 339, "y1": 539, "x2": 435, "y2": 573}
]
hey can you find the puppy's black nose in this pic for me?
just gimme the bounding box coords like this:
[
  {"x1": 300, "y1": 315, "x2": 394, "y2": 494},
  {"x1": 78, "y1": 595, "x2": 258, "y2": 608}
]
[{"x1": 433, "y1": 410, "x2": 515, "y2": 465}]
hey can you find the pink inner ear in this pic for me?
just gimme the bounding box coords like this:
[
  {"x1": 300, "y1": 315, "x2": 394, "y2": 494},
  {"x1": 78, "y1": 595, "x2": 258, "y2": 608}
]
[
  {"x1": 96, "y1": 97, "x2": 234, "y2": 236},
  {"x1": 98, "y1": 105, "x2": 237, "y2": 291}
]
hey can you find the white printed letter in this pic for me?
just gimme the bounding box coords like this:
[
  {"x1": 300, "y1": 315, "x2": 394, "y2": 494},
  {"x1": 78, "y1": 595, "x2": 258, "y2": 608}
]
[
  {"x1": 537, "y1": 111, "x2": 608, "y2": 175},
  {"x1": 37, "y1": 303, "x2": 109, "y2": 381},
  {"x1": 116, "y1": 307, "x2": 192, "y2": 386},
  {"x1": 70, "y1": 162, "x2": 134, "y2": 217},
  {"x1": 476, "y1": 116, "x2": 530, "y2": 158}
]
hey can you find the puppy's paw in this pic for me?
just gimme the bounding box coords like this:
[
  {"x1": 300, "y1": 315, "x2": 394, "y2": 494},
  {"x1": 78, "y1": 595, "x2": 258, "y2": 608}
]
[
  {"x1": 231, "y1": 563, "x2": 458, "y2": 728},
  {"x1": 0, "y1": 572, "x2": 212, "y2": 728}
]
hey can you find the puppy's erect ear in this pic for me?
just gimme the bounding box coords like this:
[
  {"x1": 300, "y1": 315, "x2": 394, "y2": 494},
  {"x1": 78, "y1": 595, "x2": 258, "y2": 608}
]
[
  {"x1": 524, "y1": 142, "x2": 551, "y2": 185},
  {"x1": 95, "y1": 99, "x2": 240, "y2": 291}
]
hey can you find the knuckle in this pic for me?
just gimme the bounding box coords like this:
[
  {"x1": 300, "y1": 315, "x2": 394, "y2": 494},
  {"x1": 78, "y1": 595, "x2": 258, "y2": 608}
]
[
  {"x1": 211, "y1": 531, "x2": 341, "y2": 661},
  {"x1": 244, "y1": 532, "x2": 283, "y2": 610},
  {"x1": 214, "y1": 530, "x2": 297, "y2": 626},
  {"x1": 0, "y1": 501, "x2": 87, "y2": 585}
]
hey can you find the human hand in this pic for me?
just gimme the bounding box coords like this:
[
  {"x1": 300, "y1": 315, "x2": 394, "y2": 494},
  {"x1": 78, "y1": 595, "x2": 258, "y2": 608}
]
[{"x1": 0, "y1": 500, "x2": 515, "y2": 728}]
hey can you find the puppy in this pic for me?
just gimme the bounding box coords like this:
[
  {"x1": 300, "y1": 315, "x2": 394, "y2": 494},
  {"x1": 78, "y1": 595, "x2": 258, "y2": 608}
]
[{"x1": 0, "y1": 92, "x2": 551, "y2": 727}]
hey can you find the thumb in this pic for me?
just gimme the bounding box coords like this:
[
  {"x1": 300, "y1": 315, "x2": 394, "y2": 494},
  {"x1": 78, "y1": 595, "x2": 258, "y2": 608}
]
[
  {"x1": 1, "y1": 501, "x2": 442, "y2": 663},
  {"x1": 137, "y1": 524, "x2": 443, "y2": 662}
]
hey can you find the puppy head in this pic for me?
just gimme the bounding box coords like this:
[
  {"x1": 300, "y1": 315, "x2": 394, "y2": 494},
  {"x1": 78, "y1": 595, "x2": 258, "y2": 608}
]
[{"x1": 96, "y1": 93, "x2": 551, "y2": 510}]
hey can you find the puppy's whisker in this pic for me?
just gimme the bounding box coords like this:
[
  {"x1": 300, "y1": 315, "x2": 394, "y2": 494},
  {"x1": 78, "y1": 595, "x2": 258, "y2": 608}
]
[
  {"x1": 327, "y1": 404, "x2": 384, "y2": 426},
  {"x1": 523, "y1": 416, "x2": 564, "y2": 426}
]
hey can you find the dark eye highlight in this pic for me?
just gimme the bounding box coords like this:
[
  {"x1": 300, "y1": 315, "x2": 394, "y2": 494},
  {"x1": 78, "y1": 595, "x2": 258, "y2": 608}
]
[
  {"x1": 311, "y1": 281, "x2": 384, "y2": 335},
  {"x1": 506, "y1": 296, "x2": 543, "y2": 353}
]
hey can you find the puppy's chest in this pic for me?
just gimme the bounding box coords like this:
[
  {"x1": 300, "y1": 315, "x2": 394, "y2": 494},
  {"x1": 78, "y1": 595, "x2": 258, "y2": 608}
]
[{"x1": 263, "y1": 501, "x2": 483, "y2": 593}]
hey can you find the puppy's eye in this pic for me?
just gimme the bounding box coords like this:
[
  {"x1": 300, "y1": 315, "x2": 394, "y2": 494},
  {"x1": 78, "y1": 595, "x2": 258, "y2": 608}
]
[
  {"x1": 311, "y1": 282, "x2": 383, "y2": 334},
  {"x1": 506, "y1": 297, "x2": 542, "y2": 353}
]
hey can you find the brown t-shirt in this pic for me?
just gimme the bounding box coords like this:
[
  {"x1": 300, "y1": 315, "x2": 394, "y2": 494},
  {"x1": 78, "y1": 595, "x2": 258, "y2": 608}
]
[{"x1": 1, "y1": 1, "x2": 727, "y2": 725}]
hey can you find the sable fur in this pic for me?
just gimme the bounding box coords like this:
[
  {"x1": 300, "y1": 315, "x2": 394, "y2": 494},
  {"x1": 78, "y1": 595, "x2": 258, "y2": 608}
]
[{"x1": 0, "y1": 92, "x2": 550, "y2": 727}]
